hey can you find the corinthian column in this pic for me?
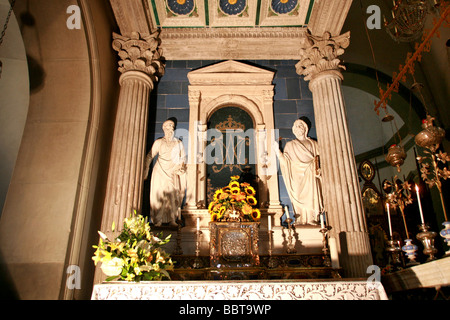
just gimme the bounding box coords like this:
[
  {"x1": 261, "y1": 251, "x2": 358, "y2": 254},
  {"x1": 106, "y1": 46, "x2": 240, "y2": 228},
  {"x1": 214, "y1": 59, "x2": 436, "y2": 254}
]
[
  {"x1": 101, "y1": 31, "x2": 165, "y2": 236},
  {"x1": 296, "y1": 31, "x2": 373, "y2": 278}
]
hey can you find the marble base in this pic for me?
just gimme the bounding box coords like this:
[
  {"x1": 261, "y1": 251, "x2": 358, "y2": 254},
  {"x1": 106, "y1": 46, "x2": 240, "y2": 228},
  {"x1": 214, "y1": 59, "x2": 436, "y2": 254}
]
[{"x1": 91, "y1": 280, "x2": 388, "y2": 300}]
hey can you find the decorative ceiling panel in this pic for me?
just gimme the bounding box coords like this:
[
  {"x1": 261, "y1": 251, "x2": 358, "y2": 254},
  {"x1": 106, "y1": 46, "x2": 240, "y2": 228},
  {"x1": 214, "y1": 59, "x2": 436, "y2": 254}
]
[
  {"x1": 259, "y1": 0, "x2": 314, "y2": 27},
  {"x1": 146, "y1": 0, "x2": 315, "y2": 29},
  {"x1": 208, "y1": 0, "x2": 259, "y2": 27},
  {"x1": 150, "y1": 0, "x2": 207, "y2": 28}
]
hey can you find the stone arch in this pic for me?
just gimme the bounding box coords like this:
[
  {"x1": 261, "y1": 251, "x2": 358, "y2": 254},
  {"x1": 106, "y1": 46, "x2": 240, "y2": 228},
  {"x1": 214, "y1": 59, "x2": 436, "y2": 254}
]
[{"x1": 202, "y1": 94, "x2": 264, "y2": 126}]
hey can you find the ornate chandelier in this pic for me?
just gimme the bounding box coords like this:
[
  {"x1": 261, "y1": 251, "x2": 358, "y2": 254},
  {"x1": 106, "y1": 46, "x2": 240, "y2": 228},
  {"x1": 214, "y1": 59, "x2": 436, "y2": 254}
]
[{"x1": 384, "y1": 0, "x2": 435, "y2": 42}]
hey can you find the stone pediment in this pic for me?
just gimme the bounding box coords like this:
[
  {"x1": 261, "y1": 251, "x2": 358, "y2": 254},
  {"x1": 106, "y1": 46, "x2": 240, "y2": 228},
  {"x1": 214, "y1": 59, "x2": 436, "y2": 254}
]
[{"x1": 187, "y1": 60, "x2": 275, "y2": 85}]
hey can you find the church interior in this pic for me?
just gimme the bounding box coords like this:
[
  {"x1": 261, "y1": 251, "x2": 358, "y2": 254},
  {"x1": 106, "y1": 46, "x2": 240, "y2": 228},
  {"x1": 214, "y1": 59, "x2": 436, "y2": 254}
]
[{"x1": 0, "y1": 0, "x2": 449, "y2": 300}]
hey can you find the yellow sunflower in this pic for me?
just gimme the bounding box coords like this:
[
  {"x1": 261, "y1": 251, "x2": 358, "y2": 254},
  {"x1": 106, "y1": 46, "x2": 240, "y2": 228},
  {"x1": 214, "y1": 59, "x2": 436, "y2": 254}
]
[
  {"x1": 245, "y1": 186, "x2": 256, "y2": 196},
  {"x1": 211, "y1": 212, "x2": 218, "y2": 221},
  {"x1": 251, "y1": 208, "x2": 261, "y2": 220},
  {"x1": 230, "y1": 187, "x2": 240, "y2": 195},
  {"x1": 213, "y1": 189, "x2": 223, "y2": 201},
  {"x1": 230, "y1": 175, "x2": 240, "y2": 180},
  {"x1": 218, "y1": 206, "x2": 226, "y2": 217},
  {"x1": 247, "y1": 195, "x2": 257, "y2": 206},
  {"x1": 208, "y1": 201, "x2": 216, "y2": 212},
  {"x1": 229, "y1": 180, "x2": 240, "y2": 189}
]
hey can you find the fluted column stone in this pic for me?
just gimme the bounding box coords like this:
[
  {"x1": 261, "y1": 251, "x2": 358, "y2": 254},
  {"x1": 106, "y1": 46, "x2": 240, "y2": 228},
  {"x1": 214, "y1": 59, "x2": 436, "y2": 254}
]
[
  {"x1": 101, "y1": 31, "x2": 165, "y2": 236},
  {"x1": 296, "y1": 30, "x2": 373, "y2": 278}
]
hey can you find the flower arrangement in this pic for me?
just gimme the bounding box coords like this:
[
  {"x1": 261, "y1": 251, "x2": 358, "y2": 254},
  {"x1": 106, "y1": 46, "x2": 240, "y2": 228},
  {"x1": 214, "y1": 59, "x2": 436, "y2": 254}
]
[
  {"x1": 92, "y1": 211, "x2": 174, "y2": 282},
  {"x1": 208, "y1": 175, "x2": 261, "y2": 222}
]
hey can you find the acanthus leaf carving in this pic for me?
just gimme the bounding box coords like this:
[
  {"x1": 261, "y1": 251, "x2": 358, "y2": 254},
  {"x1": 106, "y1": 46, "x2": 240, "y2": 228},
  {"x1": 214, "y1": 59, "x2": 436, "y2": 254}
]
[
  {"x1": 112, "y1": 31, "x2": 165, "y2": 81},
  {"x1": 296, "y1": 30, "x2": 350, "y2": 81}
]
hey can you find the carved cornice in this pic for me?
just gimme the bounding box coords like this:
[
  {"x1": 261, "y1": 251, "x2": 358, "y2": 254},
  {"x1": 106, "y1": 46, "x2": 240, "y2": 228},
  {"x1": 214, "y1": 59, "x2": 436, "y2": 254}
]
[
  {"x1": 159, "y1": 27, "x2": 307, "y2": 60},
  {"x1": 112, "y1": 31, "x2": 165, "y2": 80},
  {"x1": 295, "y1": 30, "x2": 350, "y2": 81}
]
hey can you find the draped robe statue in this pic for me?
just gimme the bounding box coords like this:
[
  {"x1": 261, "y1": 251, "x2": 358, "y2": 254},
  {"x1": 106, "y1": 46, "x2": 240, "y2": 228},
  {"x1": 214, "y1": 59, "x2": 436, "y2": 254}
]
[
  {"x1": 144, "y1": 120, "x2": 186, "y2": 226},
  {"x1": 275, "y1": 119, "x2": 324, "y2": 225}
]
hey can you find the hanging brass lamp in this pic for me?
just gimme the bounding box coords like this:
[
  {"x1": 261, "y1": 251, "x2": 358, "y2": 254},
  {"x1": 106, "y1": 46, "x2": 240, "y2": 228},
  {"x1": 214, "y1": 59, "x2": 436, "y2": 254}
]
[
  {"x1": 386, "y1": 144, "x2": 407, "y2": 173},
  {"x1": 414, "y1": 114, "x2": 445, "y2": 152}
]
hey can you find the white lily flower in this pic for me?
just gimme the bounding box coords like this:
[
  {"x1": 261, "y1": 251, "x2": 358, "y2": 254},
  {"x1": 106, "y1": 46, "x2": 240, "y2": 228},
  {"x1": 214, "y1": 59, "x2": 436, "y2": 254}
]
[{"x1": 98, "y1": 231, "x2": 108, "y2": 240}]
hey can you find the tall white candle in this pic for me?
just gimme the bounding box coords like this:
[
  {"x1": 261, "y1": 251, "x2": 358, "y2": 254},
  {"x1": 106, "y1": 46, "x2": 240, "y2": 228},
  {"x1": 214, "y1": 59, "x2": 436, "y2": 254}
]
[
  {"x1": 328, "y1": 238, "x2": 340, "y2": 268},
  {"x1": 284, "y1": 206, "x2": 290, "y2": 220},
  {"x1": 320, "y1": 212, "x2": 325, "y2": 229},
  {"x1": 196, "y1": 217, "x2": 200, "y2": 231},
  {"x1": 268, "y1": 215, "x2": 272, "y2": 231},
  {"x1": 415, "y1": 185, "x2": 425, "y2": 224},
  {"x1": 386, "y1": 203, "x2": 393, "y2": 238}
]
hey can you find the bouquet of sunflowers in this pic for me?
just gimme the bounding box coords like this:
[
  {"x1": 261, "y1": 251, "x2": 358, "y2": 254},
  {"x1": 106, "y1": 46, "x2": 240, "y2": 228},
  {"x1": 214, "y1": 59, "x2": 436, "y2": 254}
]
[
  {"x1": 92, "y1": 211, "x2": 174, "y2": 282},
  {"x1": 208, "y1": 175, "x2": 261, "y2": 222}
]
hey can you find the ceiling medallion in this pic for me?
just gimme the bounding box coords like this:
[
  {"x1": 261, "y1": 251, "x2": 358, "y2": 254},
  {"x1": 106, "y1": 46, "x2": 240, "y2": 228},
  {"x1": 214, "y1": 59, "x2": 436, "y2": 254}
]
[
  {"x1": 167, "y1": 0, "x2": 195, "y2": 16},
  {"x1": 219, "y1": 0, "x2": 247, "y2": 16},
  {"x1": 271, "y1": 0, "x2": 298, "y2": 15}
]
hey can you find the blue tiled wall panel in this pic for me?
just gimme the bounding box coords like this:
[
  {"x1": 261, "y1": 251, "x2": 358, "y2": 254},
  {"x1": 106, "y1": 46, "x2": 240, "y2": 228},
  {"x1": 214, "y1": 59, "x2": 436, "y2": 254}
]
[{"x1": 148, "y1": 60, "x2": 315, "y2": 216}]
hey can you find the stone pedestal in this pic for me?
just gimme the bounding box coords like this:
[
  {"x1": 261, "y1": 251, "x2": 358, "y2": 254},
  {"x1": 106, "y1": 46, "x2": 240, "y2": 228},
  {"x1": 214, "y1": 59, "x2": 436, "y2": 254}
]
[{"x1": 296, "y1": 31, "x2": 373, "y2": 277}]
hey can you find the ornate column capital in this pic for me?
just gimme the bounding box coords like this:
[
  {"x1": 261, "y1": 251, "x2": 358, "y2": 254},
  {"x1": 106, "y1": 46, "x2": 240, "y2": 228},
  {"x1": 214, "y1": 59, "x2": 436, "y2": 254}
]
[
  {"x1": 295, "y1": 30, "x2": 350, "y2": 82},
  {"x1": 112, "y1": 31, "x2": 165, "y2": 82}
]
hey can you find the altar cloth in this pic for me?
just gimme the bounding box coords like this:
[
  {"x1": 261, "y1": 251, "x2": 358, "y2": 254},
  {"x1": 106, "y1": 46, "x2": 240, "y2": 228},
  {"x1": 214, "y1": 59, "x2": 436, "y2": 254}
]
[{"x1": 91, "y1": 279, "x2": 388, "y2": 300}]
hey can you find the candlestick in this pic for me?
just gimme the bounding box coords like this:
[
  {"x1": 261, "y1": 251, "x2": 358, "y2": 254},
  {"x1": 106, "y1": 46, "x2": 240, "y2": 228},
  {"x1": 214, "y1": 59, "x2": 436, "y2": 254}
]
[
  {"x1": 386, "y1": 203, "x2": 393, "y2": 238},
  {"x1": 386, "y1": 240, "x2": 403, "y2": 269},
  {"x1": 415, "y1": 185, "x2": 425, "y2": 224},
  {"x1": 417, "y1": 224, "x2": 437, "y2": 262},
  {"x1": 319, "y1": 226, "x2": 332, "y2": 267}
]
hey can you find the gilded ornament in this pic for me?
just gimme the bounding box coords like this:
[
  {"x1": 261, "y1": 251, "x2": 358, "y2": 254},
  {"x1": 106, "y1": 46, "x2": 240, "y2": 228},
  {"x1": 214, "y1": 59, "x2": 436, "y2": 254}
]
[
  {"x1": 414, "y1": 115, "x2": 445, "y2": 152},
  {"x1": 385, "y1": 144, "x2": 407, "y2": 172}
]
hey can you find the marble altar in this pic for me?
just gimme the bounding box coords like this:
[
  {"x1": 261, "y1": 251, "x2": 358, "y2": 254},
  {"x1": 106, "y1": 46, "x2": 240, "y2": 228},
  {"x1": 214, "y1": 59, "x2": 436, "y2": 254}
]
[{"x1": 91, "y1": 279, "x2": 388, "y2": 300}]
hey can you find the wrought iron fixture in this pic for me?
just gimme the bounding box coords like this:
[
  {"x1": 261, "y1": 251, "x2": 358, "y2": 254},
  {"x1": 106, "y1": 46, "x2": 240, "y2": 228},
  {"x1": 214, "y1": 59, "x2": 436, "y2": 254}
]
[{"x1": 384, "y1": 0, "x2": 436, "y2": 43}]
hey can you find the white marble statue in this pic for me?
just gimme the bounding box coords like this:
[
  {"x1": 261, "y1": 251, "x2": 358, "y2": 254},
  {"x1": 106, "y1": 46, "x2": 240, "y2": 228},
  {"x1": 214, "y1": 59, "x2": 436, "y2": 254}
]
[
  {"x1": 144, "y1": 120, "x2": 186, "y2": 227},
  {"x1": 274, "y1": 119, "x2": 324, "y2": 225}
]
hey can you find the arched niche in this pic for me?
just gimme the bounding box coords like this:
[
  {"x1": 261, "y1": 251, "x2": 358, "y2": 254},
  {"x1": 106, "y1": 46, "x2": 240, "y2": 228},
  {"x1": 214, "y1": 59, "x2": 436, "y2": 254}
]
[{"x1": 184, "y1": 60, "x2": 284, "y2": 227}]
